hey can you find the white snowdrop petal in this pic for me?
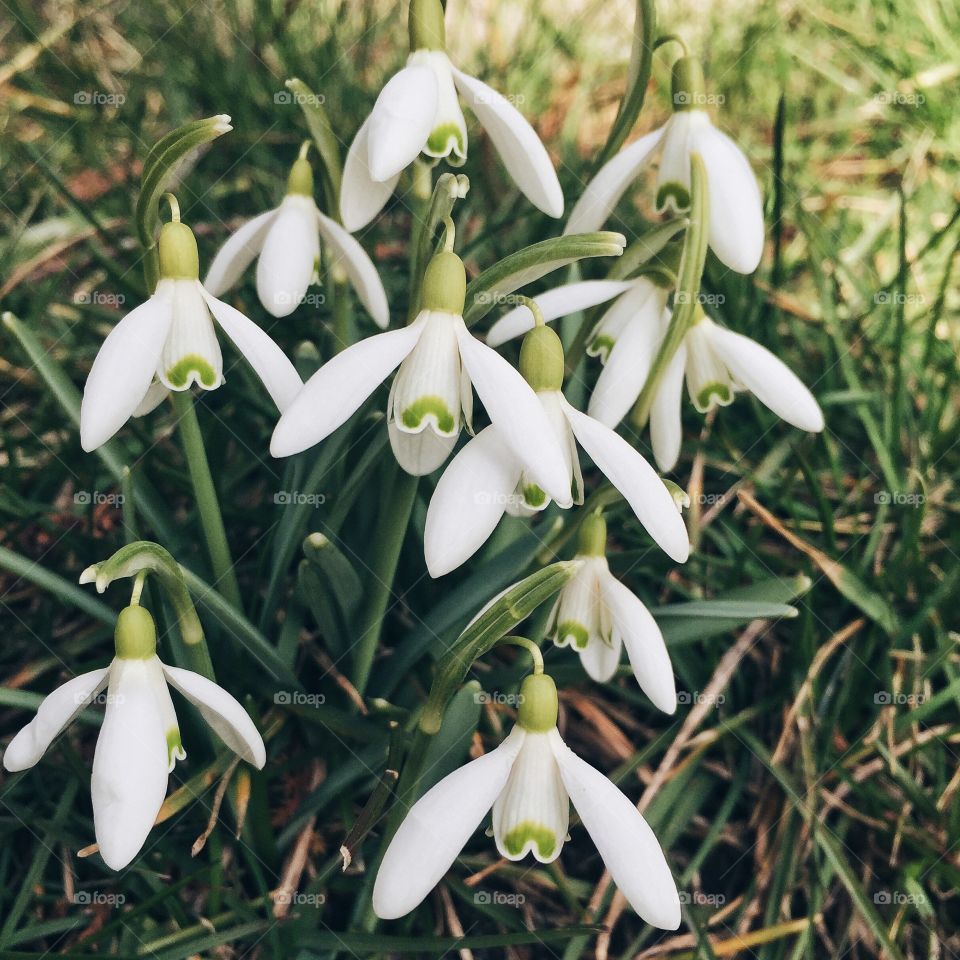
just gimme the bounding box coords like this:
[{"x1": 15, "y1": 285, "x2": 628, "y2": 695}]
[
  {"x1": 692, "y1": 122, "x2": 764, "y2": 274},
  {"x1": 80, "y1": 287, "x2": 175, "y2": 451},
  {"x1": 373, "y1": 727, "x2": 525, "y2": 919},
  {"x1": 388, "y1": 421, "x2": 458, "y2": 476},
  {"x1": 452, "y1": 68, "x2": 563, "y2": 217},
  {"x1": 315, "y1": 211, "x2": 390, "y2": 328},
  {"x1": 3, "y1": 668, "x2": 110, "y2": 771},
  {"x1": 655, "y1": 112, "x2": 704, "y2": 213},
  {"x1": 340, "y1": 116, "x2": 402, "y2": 231},
  {"x1": 158, "y1": 279, "x2": 223, "y2": 392},
  {"x1": 271, "y1": 322, "x2": 424, "y2": 457},
  {"x1": 203, "y1": 209, "x2": 276, "y2": 296},
  {"x1": 486, "y1": 281, "x2": 634, "y2": 347},
  {"x1": 551, "y1": 731, "x2": 681, "y2": 929},
  {"x1": 706, "y1": 325, "x2": 825, "y2": 432},
  {"x1": 367, "y1": 63, "x2": 440, "y2": 182},
  {"x1": 600, "y1": 573, "x2": 676, "y2": 713},
  {"x1": 649, "y1": 336, "x2": 687, "y2": 472},
  {"x1": 565, "y1": 127, "x2": 665, "y2": 234},
  {"x1": 161, "y1": 664, "x2": 266, "y2": 768},
  {"x1": 424, "y1": 426, "x2": 521, "y2": 577},
  {"x1": 563, "y1": 402, "x2": 690, "y2": 563},
  {"x1": 255, "y1": 195, "x2": 320, "y2": 318},
  {"x1": 201, "y1": 289, "x2": 303, "y2": 413},
  {"x1": 92, "y1": 658, "x2": 172, "y2": 871},
  {"x1": 578, "y1": 631, "x2": 623, "y2": 683}
]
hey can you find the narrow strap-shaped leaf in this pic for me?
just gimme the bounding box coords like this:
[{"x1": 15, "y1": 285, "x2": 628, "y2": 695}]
[{"x1": 285, "y1": 78, "x2": 343, "y2": 216}]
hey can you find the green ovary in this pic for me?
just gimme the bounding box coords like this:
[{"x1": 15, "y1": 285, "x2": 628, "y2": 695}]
[
  {"x1": 426, "y1": 123, "x2": 465, "y2": 160},
  {"x1": 556, "y1": 621, "x2": 589, "y2": 650},
  {"x1": 696, "y1": 381, "x2": 733, "y2": 411},
  {"x1": 656, "y1": 182, "x2": 690, "y2": 211},
  {"x1": 400, "y1": 396, "x2": 456, "y2": 433},
  {"x1": 165, "y1": 354, "x2": 218, "y2": 389},
  {"x1": 503, "y1": 821, "x2": 557, "y2": 860}
]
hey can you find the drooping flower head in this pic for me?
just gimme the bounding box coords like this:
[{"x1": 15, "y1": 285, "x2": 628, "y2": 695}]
[
  {"x1": 424, "y1": 321, "x2": 690, "y2": 576},
  {"x1": 2, "y1": 604, "x2": 265, "y2": 870},
  {"x1": 373, "y1": 671, "x2": 681, "y2": 928},
  {"x1": 340, "y1": 0, "x2": 563, "y2": 230},
  {"x1": 79, "y1": 210, "x2": 302, "y2": 451},
  {"x1": 271, "y1": 247, "x2": 572, "y2": 497},
  {"x1": 566, "y1": 57, "x2": 764, "y2": 274},
  {"x1": 204, "y1": 146, "x2": 389, "y2": 325}
]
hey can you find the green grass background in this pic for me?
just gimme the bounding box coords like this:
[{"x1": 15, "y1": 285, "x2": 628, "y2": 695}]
[{"x1": 0, "y1": 0, "x2": 958, "y2": 957}]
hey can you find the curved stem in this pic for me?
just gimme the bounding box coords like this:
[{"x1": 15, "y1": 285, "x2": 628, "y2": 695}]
[
  {"x1": 172, "y1": 391, "x2": 243, "y2": 611},
  {"x1": 497, "y1": 635, "x2": 544, "y2": 674},
  {"x1": 654, "y1": 33, "x2": 689, "y2": 57},
  {"x1": 162, "y1": 192, "x2": 181, "y2": 223}
]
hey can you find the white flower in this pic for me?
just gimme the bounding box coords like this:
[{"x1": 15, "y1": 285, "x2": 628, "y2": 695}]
[
  {"x1": 340, "y1": 46, "x2": 563, "y2": 230},
  {"x1": 271, "y1": 251, "x2": 572, "y2": 493},
  {"x1": 80, "y1": 220, "x2": 302, "y2": 452},
  {"x1": 373, "y1": 673, "x2": 680, "y2": 928},
  {"x1": 546, "y1": 515, "x2": 676, "y2": 712},
  {"x1": 424, "y1": 326, "x2": 689, "y2": 577},
  {"x1": 204, "y1": 153, "x2": 389, "y2": 325},
  {"x1": 565, "y1": 58, "x2": 763, "y2": 275},
  {"x1": 589, "y1": 311, "x2": 825, "y2": 472},
  {"x1": 2, "y1": 606, "x2": 265, "y2": 871}
]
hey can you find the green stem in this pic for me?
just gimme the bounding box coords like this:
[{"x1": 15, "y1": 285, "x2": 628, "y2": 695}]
[
  {"x1": 353, "y1": 469, "x2": 418, "y2": 695},
  {"x1": 497, "y1": 635, "x2": 544, "y2": 674},
  {"x1": 172, "y1": 391, "x2": 243, "y2": 611},
  {"x1": 331, "y1": 272, "x2": 353, "y2": 352}
]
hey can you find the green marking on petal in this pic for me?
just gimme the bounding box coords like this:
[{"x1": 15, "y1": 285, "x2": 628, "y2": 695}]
[
  {"x1": 523, "y1": 484, "x2": 547, "y2": 508},
  {"x1": 166, "y1": 727, "x2": 184, "y2": 766},
  {"x1": 425, "y1": 123, "x2": 465, "y2": 161},
  {"x1": 503, "y1": 821, "x2": 557, "y2": 859},
  {"x1": 656, "y1": 182, "x2": 690, "y2": 212},
  {"x1": 695, "y1": 381, "x2": 733, "y2": 412},
  {"x1": 556, "y1": 621, "x2": 589, "y2": 650},
  {"x1": 165, "y1": 354, "x2": 219, "y2": 389},
  {"x1": 587, "y1": 334, "x2": 616, "y2": 362},
  {"x1": 400, "y1": 396, "x2": 456, "y2": 434}
]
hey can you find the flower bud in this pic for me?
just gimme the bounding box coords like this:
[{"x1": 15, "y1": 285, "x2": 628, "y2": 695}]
[
  {"x1": 517, "y1": 673, "x2": 558, "y2": 732},
  {"x1": 519, "y1": 324, "x2": 564, "y2": 392},
  {"x1": 114, "y1": 605, "x2": 157, "y2": 660},
  {"x1": 286, "y1": 156, "x2": 314, "y2": 197},
  {"x1": 158, "y1": 221, "x2": 200, "y2": 280},
  {"x1": 671, "y1": 57, "x2": 706, "y2": 113},
  {"x1": 576, "y1": 513, "x2": 607, "y2": 557},
  {"x1": 408, "y1": 0, "x2": 446, "y2": 52},
  {"x1": 420, "y1": 250, "x2": 466, "y2": 314}
]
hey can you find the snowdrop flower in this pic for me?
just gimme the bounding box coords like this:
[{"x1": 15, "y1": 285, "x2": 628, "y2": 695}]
[
  {"x1": 589, "y1": 307, "x2": 825, "y2": 472},
  {"x1": 272, "y1": 248, "x2": 571, "y2": 493},
  {"x1": 2, "y1": 605, "x2": 265, "y2": 870},
  {"x1": 340, "y1": 0, "x2": 563, "y2": 230},
  {"x1": 80, "y1": 212, "x2": 302, "y2": 451},
  {"x1": 205, "y1": 147, "x2": 389, "y2": 325},
  {"x1": 566, "y1": 57, "x2": 763, "y2": 274},
  {"x1": 548, "y1": 514, "x2": 676, "y2": 712},
  {"x1": 373, "y1": 671, "x2": 680, "y2": 928},
  {"x1": 424, "y1": 323, "x2": 689, "y2": 576},
  {"x1": 488, "y1": 275, "x2": 672, "y2": 423}
]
